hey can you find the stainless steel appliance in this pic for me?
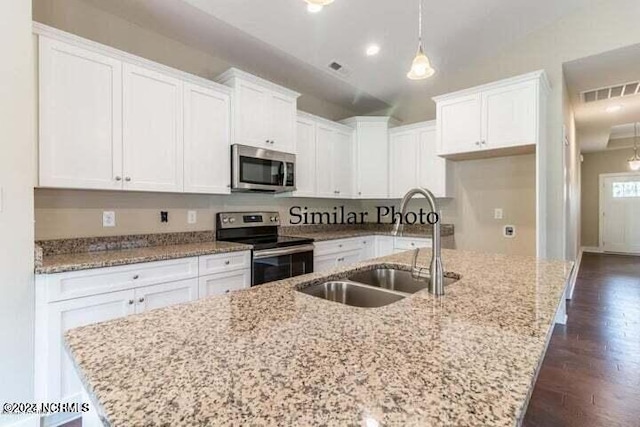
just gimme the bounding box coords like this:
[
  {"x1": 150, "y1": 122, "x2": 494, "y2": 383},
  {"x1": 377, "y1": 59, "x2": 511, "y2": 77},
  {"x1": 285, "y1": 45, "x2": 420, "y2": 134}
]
[
  {"x1": 216, "y1": 212, "x2": 313, "y2": 286},
  {"x1": 231, "y1": 144, "x2": 295, "y2": 193}
]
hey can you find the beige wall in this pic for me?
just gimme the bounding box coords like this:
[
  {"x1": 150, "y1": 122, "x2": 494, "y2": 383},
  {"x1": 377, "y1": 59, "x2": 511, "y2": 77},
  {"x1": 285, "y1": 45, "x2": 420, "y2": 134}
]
[
  {"x1": 0, "y1": 0, "x2": 35, "y2": 420},
  {"x1": 580, "y1": 148, "x2": 636, "y2": 247}
]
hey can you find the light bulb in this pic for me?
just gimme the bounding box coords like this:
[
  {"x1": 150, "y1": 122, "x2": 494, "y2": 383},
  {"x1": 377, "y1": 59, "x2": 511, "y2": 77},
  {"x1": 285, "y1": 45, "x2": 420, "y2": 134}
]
[
  {"x1": 629, "y1": 159, "x2": 640, "y2": 171},
  {"x1": 407, "y1": 47, "x2": 435, "y2": 80},
  {"x1": 307, "y1": 3, "x2": 323, "y2": 12}
]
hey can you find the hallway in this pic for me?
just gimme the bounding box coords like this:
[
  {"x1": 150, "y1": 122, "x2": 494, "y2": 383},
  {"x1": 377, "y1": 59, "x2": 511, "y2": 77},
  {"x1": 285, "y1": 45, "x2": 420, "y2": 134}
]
[{"x1": 523, "y1": 253, "x2": 640, "y2": 426}]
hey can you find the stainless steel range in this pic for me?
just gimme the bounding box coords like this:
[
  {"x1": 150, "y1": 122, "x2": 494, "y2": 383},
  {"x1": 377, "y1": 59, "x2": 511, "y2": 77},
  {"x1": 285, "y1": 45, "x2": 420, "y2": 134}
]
[{"x1": 216, "y1": 212, "x2": 314, "y2": 286}]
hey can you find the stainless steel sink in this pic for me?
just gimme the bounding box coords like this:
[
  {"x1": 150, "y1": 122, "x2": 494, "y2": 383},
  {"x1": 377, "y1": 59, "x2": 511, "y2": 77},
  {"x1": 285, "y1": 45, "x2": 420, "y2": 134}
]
[
  {"x1": 298, "y1": 281, "x2": 405, "y2": 308},
  {"x1": 348, "y1": 268, "x2": 458, "y2": 294}
]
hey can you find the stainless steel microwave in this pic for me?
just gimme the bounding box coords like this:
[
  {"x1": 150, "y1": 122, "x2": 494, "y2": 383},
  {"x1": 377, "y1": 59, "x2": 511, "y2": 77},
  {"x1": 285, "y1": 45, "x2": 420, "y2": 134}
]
[{"x1": 231, "y1": 144, "x2": 296, "y2": 193}]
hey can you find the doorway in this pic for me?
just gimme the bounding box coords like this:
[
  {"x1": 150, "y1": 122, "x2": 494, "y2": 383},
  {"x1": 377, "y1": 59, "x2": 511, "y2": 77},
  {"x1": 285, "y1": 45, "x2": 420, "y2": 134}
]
[{"x1": 600, "y1": 172, "x2": 640, "y2": 253}]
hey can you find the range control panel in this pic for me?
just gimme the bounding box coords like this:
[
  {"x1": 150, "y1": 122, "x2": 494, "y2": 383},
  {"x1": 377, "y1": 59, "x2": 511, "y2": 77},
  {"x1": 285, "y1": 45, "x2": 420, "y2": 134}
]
[{"x1": 217, "y1": 212, "x2": 280, "y2": 229}]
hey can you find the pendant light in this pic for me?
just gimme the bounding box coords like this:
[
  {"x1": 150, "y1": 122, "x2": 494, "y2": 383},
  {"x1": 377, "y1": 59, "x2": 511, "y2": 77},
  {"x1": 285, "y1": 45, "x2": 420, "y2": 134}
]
[
  {"x1": 407, "y1": 0, "x2": 435, "y2": 80},
  {"x1": 628, "y1": 122, "x2": 640, "y2": 171},
  {"x1": 304, "y1": 0, "x2": 333, "y2": 13}
]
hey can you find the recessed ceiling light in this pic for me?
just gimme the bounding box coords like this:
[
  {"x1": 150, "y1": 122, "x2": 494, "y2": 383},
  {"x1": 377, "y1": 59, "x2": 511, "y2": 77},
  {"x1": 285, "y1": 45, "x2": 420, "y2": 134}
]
[
  {"x1": 366, "y1": 44, "x2": 381, "y2": 56},
  {"x1": 606, "y1": 105, "x2": 623, "y2": 113},
  {"x1": 307, "y1": 3, "x2": 323, "y2": 12}
]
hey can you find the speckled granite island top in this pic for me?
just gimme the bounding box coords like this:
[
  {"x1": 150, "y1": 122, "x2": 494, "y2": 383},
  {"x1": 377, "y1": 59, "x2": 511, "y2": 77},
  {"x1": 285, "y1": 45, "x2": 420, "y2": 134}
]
[{"x1": 66, "y1": 249, "x2": 571, "y2": 427}]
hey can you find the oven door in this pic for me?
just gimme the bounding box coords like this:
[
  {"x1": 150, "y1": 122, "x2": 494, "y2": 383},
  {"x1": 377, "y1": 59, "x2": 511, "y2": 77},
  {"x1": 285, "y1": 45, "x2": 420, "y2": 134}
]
[
  {"x1": 252, "y1": 245, "x2": 314, "y2": 286},
  {"x1": 232, "y1": 144, "x2": 296, "y2": 192}
]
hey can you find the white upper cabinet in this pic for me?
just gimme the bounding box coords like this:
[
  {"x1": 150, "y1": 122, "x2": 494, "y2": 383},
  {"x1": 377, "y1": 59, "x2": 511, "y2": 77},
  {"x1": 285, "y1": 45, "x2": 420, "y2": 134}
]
[
  {"x1": 390, "y1": 121, "x2": 453, "y2": 199},
  {"x1": 217, "y1": 68, "x2": 299, "y2": 153},
  {"x1": 122, "y1": 64, "x2": 184, "y2": 192},
  {"x1": 434, "y1": 71, "x2": 549, "y2": 159},
  {"x1": 183, "y1": 82, "x2": 231, "y2": 194},
  {"x1": 293, "y1": 114, "x2": 317, "y2": 197},
  {"x1": 36, "y1": 26, "x2": 234, "y2": 195},
  {"x1": 341, "y1": 117, "x2": 391, "y2": 199},
  {"x1": 314, "y1": 121, "x2": 354, "y2": 198},
  {"x1": 39, "y1": 37, "x2": 123, "y2": 190}
]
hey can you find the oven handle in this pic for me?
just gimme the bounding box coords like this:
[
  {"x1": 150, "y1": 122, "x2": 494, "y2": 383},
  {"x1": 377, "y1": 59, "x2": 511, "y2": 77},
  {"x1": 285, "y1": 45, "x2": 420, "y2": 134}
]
[{"x1": 253, "y1": 244, "x2": 315, "y2": 260}]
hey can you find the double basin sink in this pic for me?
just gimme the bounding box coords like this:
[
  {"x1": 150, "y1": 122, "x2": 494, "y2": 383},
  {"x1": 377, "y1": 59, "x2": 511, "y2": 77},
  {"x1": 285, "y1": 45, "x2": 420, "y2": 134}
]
[{"x1": 298, "y1": 267, "x2": 458, "y2": 308}]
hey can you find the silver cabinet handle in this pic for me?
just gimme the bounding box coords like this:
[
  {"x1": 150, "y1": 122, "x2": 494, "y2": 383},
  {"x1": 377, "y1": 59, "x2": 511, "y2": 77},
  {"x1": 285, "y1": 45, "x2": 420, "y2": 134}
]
[
  {"x1": 133, "y1": 274, "x2": 139, "y2": 280},
  {"x1": 115, "y1": 176, "x2": 122, "y2": 181},
  {"x1": 125, "y1": 177, "x2": 131, "y2": 182},
  {"x1": 128, "y1": 299, "x2": 135, "y2": 305},
  {"x1": 138, "y1": 297, "x2": 145, "y2": 303}
]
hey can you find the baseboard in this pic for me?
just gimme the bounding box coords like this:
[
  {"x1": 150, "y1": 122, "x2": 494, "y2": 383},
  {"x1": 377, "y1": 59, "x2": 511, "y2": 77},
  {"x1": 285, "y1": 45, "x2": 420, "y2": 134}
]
[
  {"x1": 582, "y1": 246, "x2": 603, "y2": 253},
  {"x1": 566, "y1": 248, "x2": 585, "y2": 300},
  {"x1": 3, "y1": 415, "x2": 41, "y2": 427}
]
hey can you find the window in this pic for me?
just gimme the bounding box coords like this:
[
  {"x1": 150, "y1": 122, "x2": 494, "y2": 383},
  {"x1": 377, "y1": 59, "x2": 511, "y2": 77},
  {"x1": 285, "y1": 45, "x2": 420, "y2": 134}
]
[{"x1": 612, "y1": 181, "x2": 640, "y2": 198}]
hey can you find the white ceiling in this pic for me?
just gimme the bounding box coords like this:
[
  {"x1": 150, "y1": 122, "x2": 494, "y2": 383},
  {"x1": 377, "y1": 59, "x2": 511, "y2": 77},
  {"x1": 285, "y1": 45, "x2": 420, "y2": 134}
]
[
  {"x1": 564, "y1": 43, "x2": 640, "y2": 152},
  {"x1": 82, "y1": 0, "x2": 586, "y2": 118}
]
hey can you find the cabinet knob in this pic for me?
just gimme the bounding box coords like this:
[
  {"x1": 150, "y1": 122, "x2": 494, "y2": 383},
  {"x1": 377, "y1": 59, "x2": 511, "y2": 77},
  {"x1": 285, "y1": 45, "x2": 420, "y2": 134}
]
[
  {"x1": 475, "y1": 141, "x2": 481, "y2": 146},
  {"x1": 224, "y1": 260, "x2": 230, "y2": 265},
  {"x1": 225, "y1": 290, "x2": 230, "y2": 294},
  {"x1": 138, "y1": 297, "x2": 145, "y2": 303},
  {"x1": 481, "y1": 140, "x2": 487, "y2": 145},
  {"x1": 338, "y1": 244, "x2": 343, "y2": 248},
  {"x1": 133, "y1": 274, "x2": 139, "y2": 280},
  {"x1": 115, "y1": 176, "x2": 122, "y2": 181},
  {"x1": 128, "y1": 299, "x2": 135, "y2": 305},
  {"x1": 358, "y1": 192, "x2": 362, "y2": 196},
  {"x1": 125, "y1": 177, "x2": 131, "y2": 182}
]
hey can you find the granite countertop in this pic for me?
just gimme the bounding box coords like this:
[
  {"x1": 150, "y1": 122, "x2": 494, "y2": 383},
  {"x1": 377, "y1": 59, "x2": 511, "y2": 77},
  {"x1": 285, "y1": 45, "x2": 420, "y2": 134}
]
[
  {"x1": 281, "y1": 224, "x2": 455, "y2": 242},
  {"x1": 35, "y1": 241, "x2": 252, "y2": 274},
  {"x1": 65, "y1": 249, "x2": 571, "y2": 426}
]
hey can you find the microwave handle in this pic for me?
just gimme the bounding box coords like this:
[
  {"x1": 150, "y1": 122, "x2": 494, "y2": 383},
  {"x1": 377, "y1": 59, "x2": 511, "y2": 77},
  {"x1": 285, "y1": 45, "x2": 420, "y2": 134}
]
[{"x1": 282, "y1": 161, "x2": 287, "y2": 187}]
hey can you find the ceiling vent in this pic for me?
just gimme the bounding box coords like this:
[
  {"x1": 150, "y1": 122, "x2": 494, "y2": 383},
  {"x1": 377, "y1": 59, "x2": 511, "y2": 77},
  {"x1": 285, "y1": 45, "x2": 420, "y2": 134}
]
[
  {"x1": 582, "y1": 81, "x2": 640, "y2": 103},
  {"x1": 327, "y1": 60, "x2": 352, "y2": 78}
]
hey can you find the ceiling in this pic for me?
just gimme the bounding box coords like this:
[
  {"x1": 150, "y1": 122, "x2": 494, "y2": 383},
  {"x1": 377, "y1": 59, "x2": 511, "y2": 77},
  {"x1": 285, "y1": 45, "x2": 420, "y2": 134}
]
[
  {"x1": 82, "y1": 0, "x2": 586, "y2": 119},
  {"x1": 564, "y1": 43, "x2": 640, "y2": 152}
]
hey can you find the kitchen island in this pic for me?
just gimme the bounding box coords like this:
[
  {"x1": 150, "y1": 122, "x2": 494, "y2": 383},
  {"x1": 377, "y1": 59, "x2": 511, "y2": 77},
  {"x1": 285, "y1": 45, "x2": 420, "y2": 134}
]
[{"x1": 65, "y1": 248, "x2": 571, "y2": 426}]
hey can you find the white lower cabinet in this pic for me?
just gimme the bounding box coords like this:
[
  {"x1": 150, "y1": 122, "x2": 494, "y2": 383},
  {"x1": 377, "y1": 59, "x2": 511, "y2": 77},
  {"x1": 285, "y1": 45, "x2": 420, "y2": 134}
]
[
  {"x1": 35, "y1": 251, "x2": 250, "y2": 422},
  {"x1": 199, "y1": 270, "x2": 251, "y2": 297}
]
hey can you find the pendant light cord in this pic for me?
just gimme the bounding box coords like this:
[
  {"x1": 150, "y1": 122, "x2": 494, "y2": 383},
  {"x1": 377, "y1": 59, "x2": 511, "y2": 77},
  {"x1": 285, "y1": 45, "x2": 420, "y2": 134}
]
[{"x1": 418, "y1": 0, "x2": 423, "y2": 47}]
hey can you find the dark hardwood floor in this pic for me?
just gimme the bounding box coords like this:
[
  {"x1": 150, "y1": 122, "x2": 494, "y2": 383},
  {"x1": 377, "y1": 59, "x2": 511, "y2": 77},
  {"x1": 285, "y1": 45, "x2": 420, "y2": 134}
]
[
  {"x1": 523, "y1": 252, "x2": 640, "y2": 427},
  {"x1": 62, "y1": 253, "x2": 640, "y2": 427}
]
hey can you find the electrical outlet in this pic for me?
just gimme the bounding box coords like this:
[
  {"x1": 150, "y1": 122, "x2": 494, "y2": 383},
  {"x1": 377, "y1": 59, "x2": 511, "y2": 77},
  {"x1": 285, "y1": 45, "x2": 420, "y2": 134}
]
[
  {"x1": 494, "y1": 208, "x2": 504, "y2": 220},
  {"x1": 504, "y1": 225, "x2": 516, "y2": 238},
  {"x1": 187, "y1": 210, "x2": 197, "y2": 224},
  {"x1": 103, "y1": 211, "x2": 116, "y2": 227},
  {"x1": 160, "y1": 211, "x2": 169, "y2": 223}
]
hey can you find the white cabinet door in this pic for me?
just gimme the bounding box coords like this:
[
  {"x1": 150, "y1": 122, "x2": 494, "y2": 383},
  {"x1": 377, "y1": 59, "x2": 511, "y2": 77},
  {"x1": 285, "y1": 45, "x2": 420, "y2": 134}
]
[
  {"x1": 355, "y1": 123, "x2": 389, "y2": 198},
  {"x1": 39, "y1": 37, "x2": 123, "y2": 190},
  {"x1": 437, "y1": 94, "x2": 482, "y2": 155},
  {"x1": 234, "y1": 80, "x2": 270, "y2": 148},
  {"x1": 183, "y1": 82, "x2": 231, "y2": 194},
  {"x1": 332, "y1": 129, "x2": 354, "y2": 198},
  {"x1": 46, "y1": 291, "x2": 135, "y2": 403},
  {"x1": 418, "y1": 126, "x2": 451, "y2": 198},
  {"x1": 314, "y1": 253, "x2": 338, "y2": 273},
  {"x1": 198, "y1": 270, "x2": 251, "y2": 297},
  {"x1": 269, "y1": 93, "x2": 296, "y2": 152},
  {"x1": 294, "y1": 117, "x2": 317, "y2": 197},
  {"x1": 123, "y1": 64, "x2": 184, "y2": 192},
  {"x1": 315, "y1": 124, "x2": 336, "y2": 198},
  {"x1": 134, "y1": 278, "x2": 198, "y2": 313},
  {"x1": 482, "y1": 81, "x2": 537, "y2": 149},
  {"x1": 389, "y1": 130, "x2": 419, "y2": 198}
]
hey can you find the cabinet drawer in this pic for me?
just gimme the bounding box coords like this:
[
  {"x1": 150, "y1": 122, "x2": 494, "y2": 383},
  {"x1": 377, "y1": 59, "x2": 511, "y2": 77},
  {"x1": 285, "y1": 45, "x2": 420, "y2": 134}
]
[
  {"x1": 198, "y1": 270, "x2": 251, "y2": 297},
  {"x1": 42, "y1": 257, "x2": 199, "y2": 303},
  {"x1": 314, "y1": 238, "x2": 362, "y2": 256},
  {"x1": 198, "y1": 251, "x2": 251, "y2": 276},
  {"x1": 394, "y1": 237, "x2": 432, "y2": 251}
]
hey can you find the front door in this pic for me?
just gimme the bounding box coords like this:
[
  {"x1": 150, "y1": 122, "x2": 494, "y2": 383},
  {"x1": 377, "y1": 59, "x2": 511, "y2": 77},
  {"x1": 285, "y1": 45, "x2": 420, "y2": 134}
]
[{"x1": 601, "y1": 174, "x2": 640, "y2": 253}]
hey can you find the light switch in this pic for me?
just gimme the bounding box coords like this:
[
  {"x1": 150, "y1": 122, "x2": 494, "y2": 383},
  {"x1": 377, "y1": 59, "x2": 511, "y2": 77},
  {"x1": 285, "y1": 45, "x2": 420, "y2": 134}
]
[
  {"x1": 187, "y1": 210, "x2": 197, "y2": 224},
  {"x1": 103, "y1": 211, "x2": 116, "y2": 227},
  {"x1": 494, "y1": 208, "x2": 504, "y2": 220}
]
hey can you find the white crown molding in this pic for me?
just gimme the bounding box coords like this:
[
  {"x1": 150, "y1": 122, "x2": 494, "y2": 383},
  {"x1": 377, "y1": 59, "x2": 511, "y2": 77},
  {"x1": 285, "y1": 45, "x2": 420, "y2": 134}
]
[
  {"x1": 432, "y1": 70, "x2": 551, "y2": 103},
  {"x1": 389, "y1": 120, "x2": 436, "y2": 134},
  {"x1": 216, "y1": 67, "x2": 301, "y2": 99},
  {"x1": 32, "y1": 21, "x2": 232, "y2": 96},
  {"x1": 297, "y1": 110, "x2": 353, "y2": 132}
]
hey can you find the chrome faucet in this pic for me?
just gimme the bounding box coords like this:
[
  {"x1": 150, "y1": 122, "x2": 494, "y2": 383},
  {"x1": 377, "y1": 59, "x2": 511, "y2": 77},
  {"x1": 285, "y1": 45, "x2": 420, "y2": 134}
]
[{"x1": 392, "y1": 187, "x2": 445, "y2": 296}]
